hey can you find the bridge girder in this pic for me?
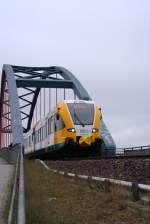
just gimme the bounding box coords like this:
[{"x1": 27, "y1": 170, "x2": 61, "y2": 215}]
[
  {"x1": 0, "y1": 64, "x2": 116, "y2": 151},
  {"x1": 0, "y1": 65, "x2": 91, "y2": 146}
]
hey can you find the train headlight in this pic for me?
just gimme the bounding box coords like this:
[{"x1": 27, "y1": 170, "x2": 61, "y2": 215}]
[
  {"x1": 92, "y1": 128, "x2": 99, "y2": 133},
  {"x1": 67, "y1": 128, "x2": 76, "y2": 133}
]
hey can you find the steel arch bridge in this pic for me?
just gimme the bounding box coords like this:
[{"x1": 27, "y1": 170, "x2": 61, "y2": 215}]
[{"x1": 0, "y1": 64, "x2": 116, "y2": 150}]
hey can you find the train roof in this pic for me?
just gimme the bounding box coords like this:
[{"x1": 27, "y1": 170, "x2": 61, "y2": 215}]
[{"x1": 63, "y1": 100, "x2": 95, "y2": 104}]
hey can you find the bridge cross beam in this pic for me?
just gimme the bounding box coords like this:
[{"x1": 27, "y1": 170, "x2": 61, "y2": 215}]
[
  {"x1": 0, "y1": 64, "x2": 116, "y2": 151},
  {"x1": 0, "y1": 65, "x2": 91, "y2": 147}
]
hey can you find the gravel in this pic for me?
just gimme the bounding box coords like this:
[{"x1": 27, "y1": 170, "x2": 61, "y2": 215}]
[{"x1": 46, "y1": 158, "x2": 150, "y2": 184}]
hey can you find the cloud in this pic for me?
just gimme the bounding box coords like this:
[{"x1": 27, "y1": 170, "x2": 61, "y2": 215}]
[{"x1": 0, "y1": 0, "x2": 150, "y2": 147}]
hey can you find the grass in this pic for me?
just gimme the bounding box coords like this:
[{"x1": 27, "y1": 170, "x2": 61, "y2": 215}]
[{"x1": 25, "y1": 159, "x2": 150, "y2": 224}]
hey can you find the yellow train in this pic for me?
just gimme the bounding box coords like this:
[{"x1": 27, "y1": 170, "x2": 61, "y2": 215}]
[{"x1": 24, "y1": 100, "x2": 105, "y2": 158}]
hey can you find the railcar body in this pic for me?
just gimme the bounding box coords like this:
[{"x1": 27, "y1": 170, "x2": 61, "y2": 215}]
[{"x1": 24, "y1": 100, "x2": 107, "y2": 158}]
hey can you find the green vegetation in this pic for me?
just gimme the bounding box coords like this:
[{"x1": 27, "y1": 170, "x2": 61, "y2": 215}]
[
  {"x1": 25, "y1": 160, "x2": 150, "y2": 224},
  {"x1": 95, "y1": 179, "x2": 112, "y2": 193},
  {"x1": 147, "y1": 146, "x2": 150, "y2": 154}
]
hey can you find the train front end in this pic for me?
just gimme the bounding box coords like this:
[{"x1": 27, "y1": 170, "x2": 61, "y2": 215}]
[{"x1": 61, "y1": 100, "x2": 104, "y2": 155}]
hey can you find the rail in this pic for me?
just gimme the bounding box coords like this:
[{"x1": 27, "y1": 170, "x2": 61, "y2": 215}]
[{"x1": 8, "y1": 144, "x2": 25, "y2": 224}]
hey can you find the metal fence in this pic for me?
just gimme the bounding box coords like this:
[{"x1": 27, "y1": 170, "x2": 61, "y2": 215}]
[
  {"x1": 8, "y1": 144, "x2": 25, "y2": 224},
  {"x1": 116, "y1": 145, "x2": 150, "y2": 156}
]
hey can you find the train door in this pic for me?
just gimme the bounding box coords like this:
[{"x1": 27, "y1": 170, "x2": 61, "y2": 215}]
[
  {"x1": 54, "y1": 113, "x2": 62, "y2": 145},
  {"x1": 54, "y1": 114, "x2": 58, "y2": 145},
  {"x1": 50, "y1": 116, "x2": 55, "y2": 146},
  {"x1": 32, "y1": 128, "x2": 35, "y2": 151},
  {"x1": 44, "y1": 120, "x2": 48, "y2": 152}
]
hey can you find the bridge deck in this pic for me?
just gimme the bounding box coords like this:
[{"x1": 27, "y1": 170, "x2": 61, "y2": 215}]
[{"x1": 0, "y1": 157, "x2": 14, "y2": 223}]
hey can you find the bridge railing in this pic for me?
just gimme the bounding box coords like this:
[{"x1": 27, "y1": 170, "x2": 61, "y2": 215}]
[
  {"x1": 8, "y1": 144, "x2": 25, "y2": 224},
  {"x1": 116, "y1": 145, "x2": 150, "y2": 156}
]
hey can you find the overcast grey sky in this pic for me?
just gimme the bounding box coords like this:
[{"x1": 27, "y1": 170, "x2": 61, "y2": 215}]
[{"x1": 0, "y1": 0, "x2": 150, "y2": 147}]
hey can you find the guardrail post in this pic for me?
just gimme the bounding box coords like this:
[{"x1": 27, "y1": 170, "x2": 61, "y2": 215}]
[{"x1": 131, "y1": 182, "x2": 140, "y2": 201}]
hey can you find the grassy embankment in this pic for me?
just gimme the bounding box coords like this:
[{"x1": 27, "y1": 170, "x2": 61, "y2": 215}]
[{"x1": 25, "y1": 160, "x2": 150, "y2": 224}]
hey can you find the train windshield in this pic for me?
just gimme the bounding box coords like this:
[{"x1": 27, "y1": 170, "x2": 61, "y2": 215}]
[{"x1": 67, "y1": 103, "x2": 94, "y2": 125}]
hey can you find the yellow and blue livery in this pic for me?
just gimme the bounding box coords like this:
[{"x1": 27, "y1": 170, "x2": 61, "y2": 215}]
[{"x1": 24, "y1": 100, "x2": 104, "y2": 158}]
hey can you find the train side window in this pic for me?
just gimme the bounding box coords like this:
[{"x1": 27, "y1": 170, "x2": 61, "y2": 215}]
[
  {"x1": 42, "y1": 127, "x2": 43, "y2": 140},
  {"x1": 48, "y1": 118, "x2": 51, "y2": 135},
  {"x1": 54, "y1": 122, "x2": 57, "y2": 132},
  {"x1": 40, "y1": 128, "x2": 42, "y2": 142},
  {"x1": 45, "y1": 122, "x2": 47, "y2": 137},
  {"x1": 45, "y1": 124, "x2": 47, "y2": 138},
  {"x1": 38, "y1": 129, "x2": 40, "y2": 142},
  {"x1": 36, "y1": 131, "x2": 38, "y2": 143},
  {"x1": 42, "y1": 126, "x2": 44, "y2": 140},
  {"x1": 32, "y1": 133, "x2": 34, "y2": 142},
  {"x1": 24, "y1": 139, "x2": 27, "y2": 148},
  {"x1": 54, "y1": 115, "x2": 57, "y2": 131},
  {"x1": 47, "y1": 121, "x2": 49, "y2": 136},
  {"x1": 29, "y1": 135, "x2": 31, "y2": 146},
  {"x1": 35, "y1": 132, "x2": 36, "y2": 144},
  {"x1": 44, "y1": 126, "x2": 45, "y2": 139},
  {"x1": 50, "y1": 117, "x2": 54, "y2": 134},
  {"x1": 41, "y1": 127, "x2": 43, "y2": 140},
  {"x1": 47, "y1": 123, "x2": 48, "y2": 136},
  {"x1": 35, "y1": 131, "x2": 38, "y2": 144}
]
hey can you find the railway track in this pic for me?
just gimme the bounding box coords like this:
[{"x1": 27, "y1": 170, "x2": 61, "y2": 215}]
[
  {"x1": 45, "y1": 155, "x2": 150, "y2": 185},
  {"x1": 42, "y1": 145, "x2": 150, "y2": 161},
  {"x1": 43, "y1": 153, "x2": 150, "y2": 161}
]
